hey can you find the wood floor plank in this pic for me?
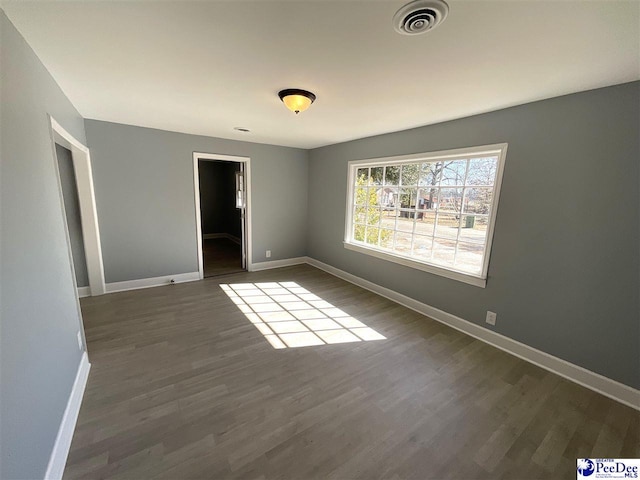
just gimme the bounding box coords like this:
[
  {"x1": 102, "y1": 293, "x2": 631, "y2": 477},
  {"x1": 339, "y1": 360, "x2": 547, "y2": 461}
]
[
  {"x1": 203, "y1": 238, "x2": 243, "y2": 278},
  {"x1": 63, "y1": 264, "x2": 639, "y2": 480}
]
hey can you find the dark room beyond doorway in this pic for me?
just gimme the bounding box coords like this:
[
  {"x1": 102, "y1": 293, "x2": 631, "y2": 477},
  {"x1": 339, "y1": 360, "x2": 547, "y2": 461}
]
[{"x1": 198, "y1": 159, "x2": 244, "y2": 277}]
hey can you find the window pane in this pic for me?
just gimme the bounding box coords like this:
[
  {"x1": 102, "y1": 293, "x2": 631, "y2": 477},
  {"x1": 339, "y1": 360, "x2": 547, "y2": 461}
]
[
  {"x1": 380, "y1": 187, "x2": 398, "y2": 208},
  {"x1": 455, "y1": 241, "x2": 484, "y2": 274},
  {"x1": 396, "y1": 211, "x2": 416, "y2": 232},
  {"x1": 363, "y1": 186, "x2": 378, "y2": 207},
  {"x1": 354, "y1": 185, "x2": 367, "y2": 205},
  {"x1": 413, "y1": 235, "x2": 433, "y2": 261},
  {"x1": 366, "y1": 207, "x2": 380, "y2": 226},
  {"x1": 467, "y1": 157, "x2": 497, "y2": 186},
  {"x1": 400, "y1": 187, "x2": 417, "y2": 209},
  {"x1": 365, "y1": 227, "x2": 379, "y2": 245},
  {"x1": 384, "y1": 166, "x2": 400, "y2": 186},
  {"x1": 438, "y1": 188, "x2": 463, "y2": 213},
  {"x1": 370, "y1": 167, "x2": 384, "y2": 185},
  {"x1": 418, "y1": 162, "x2": 441, "y2": 186},
  {"x1": 459, "y1": 215, "x2": 488, "y2": 244},
  {"x1": 356, "y1": 167, "x2": 369, "y2": 183},
  {"x1": 415, "y1": 211, "x2": 436, "y2": 236},
  {"x1": 417, "y1": 187, "x2": 438, "y2": 211},
  {"x1": 380, "y1": 209, "x2": 396, "y2": 230},
  {"x1": 464, "y1": 187, "x2": 493, "y2": 214},
  {"x1": 353, "y1": 205, "x2": 366, "y2": 224},
  {"x1": 380, "y1": 229, "x2": 394, "y2": 249},
  {"x1": 435, "y1": 213, "x2": 460, "y2": 239},
  {"x1": 393, "y1": 230, "x2": 413, "y2": 256},
  {"x1": 353, "y1": 224, "x2": 366, "y2": 242},
  {"x1": 400, "y1": 164, "x2": 419, "y2": 186},
  {"x1": 440, "y1": 160, "x2": 468, "y2": 186},
  {"x1": 371, "y1": 187, "x2": 382, "y2": 206},
  {"x1": 432, "y1": 239, "x2": 456, "y2": 266}
]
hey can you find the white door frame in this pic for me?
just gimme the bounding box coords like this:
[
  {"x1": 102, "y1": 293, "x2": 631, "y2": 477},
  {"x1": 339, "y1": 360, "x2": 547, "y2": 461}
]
[
  {"x1": 49, "y1": 116, "x2": 106, "y2": 297},
  {"x1": 193, "y1": 152, "x2": 253, "y2": 279}
]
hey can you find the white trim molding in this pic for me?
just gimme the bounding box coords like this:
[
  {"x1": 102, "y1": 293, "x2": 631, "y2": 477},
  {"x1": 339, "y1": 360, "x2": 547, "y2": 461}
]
[
  {"x1": 305, "y1": 257, "x2": 640, "y2": 411},
  {"x1": 77, "y1": 286, "x2": 91, "y2": 298},
  {"x1": 50, "y1": 116, "x2": 106, "y2": 297},
  {"x1": 45, "y1": 352, "x2": 91, "y2": 480},
  {"x1": 105, "y1": 272, "x2": 200, "y2": 294},
  {"x1": 193, "y1": 152, "x2": 253, "y2": 278},
  {"x1": 250, "y1": 257, "x2": 308, "y2": 272},
  {"x1": 344, "y1": 242, "x2": 487, "y2": 287}
]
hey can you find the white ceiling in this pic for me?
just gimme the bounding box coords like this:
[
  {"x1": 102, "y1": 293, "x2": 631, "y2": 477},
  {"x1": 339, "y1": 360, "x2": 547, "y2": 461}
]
[{"x1": 2, "y1": 1, "x2": 639, "y2": 149}]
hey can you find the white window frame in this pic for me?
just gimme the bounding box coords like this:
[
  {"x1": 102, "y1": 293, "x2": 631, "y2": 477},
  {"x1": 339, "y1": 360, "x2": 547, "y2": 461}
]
[{"x1": 343, "y1": 143, "x2": 508, "y2": 288}]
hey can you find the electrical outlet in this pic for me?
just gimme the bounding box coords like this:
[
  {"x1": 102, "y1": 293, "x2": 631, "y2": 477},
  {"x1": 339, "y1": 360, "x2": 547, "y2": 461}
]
[
  {"x1": 266, "y1": 250, "x2": 271, "y2": 258},
  {"x1": 76, "y1": 331, "x2": 83, "y2": 351},
  {"x1": 486, "y1": 311, "x2": 497, "y2": 326}
]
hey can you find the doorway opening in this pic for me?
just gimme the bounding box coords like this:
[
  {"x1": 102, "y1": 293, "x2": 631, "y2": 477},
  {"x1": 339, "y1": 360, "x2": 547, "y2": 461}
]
[
  {"x1": 193, "y1": 153, "x2": 252, "y2": 278},
  {"x1": 54, "y1": 143, "x2": 91, "y2": 296},
  {"x1": 50, "y1": 116, "x2": 106, "y2": 298}
]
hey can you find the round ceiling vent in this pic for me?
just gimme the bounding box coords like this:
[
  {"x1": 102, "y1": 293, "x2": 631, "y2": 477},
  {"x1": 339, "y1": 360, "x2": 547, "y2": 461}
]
[{"x1": 393, "y1": 0, "x2": 449, "y2": 35}]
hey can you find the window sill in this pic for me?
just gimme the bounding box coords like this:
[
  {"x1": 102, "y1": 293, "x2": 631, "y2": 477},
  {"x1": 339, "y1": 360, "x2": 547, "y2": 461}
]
[{"x1": 343, "y1": 241, "x2": 487, "y2": 288}]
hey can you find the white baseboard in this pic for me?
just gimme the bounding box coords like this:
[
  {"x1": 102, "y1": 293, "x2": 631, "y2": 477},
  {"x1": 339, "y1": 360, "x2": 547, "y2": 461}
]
[
  {"x1": 250, "y1": 257, "x2": 308, "y2": 272},
  {"x1": 203, "y1": 233, "x2": 224, "y2": 240},
  {"x1": 77, "y1": 286, "x2": 90, "y2": 298},
  {"x1": 105, "y1": 271, "x2": 200, "y2": 294},
  {"x1": 45, "y1": 351, "x2": 91, "y2": 480},
  {"x1": 203, "y1": 233, "x2": 241, "y2": 244},
  {"x1": 305, "y1": 257, "x2": 640, "y2": 411}
]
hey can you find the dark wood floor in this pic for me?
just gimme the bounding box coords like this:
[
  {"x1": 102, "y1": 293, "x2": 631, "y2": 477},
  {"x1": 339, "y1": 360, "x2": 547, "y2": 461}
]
[
  {"x1": 204, "y1": 237, "x2": 243, "y2": 278},
  {"x1": 64, "y1": 265, "x2": 639, "y2": 479}
]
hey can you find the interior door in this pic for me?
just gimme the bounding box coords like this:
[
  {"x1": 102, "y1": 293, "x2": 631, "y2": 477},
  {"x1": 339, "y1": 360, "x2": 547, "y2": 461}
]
[{"x1": 235, "y1": 165, "x2": 247, "y2": 270}]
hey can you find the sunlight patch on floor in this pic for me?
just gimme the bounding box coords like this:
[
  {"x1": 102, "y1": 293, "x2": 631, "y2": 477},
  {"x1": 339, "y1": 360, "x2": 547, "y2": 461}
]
[{"x1": 220, "y1": 281, "x2": 386, "y2": 348}]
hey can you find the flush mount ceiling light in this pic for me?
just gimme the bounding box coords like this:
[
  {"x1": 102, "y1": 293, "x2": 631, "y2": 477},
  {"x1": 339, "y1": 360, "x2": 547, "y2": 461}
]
[
  {"x1": 393, "y1": 0, "x2": 449, "y2": 35},
  {"x1": 278, "y1": 89, "x2": 316, "y2": 114}
]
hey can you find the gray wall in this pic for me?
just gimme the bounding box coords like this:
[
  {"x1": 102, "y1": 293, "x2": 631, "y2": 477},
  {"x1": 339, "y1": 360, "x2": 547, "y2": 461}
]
[
  {"x1": 307, "y1": 82, "x2": 640, "y2": 389},
  {"x1": 198, "y1": 160, "x2": 241, "y2": 238},
  {"x1": 55, "y1": 144, "x2": 89, "y2": 288},
  {"x1": 1, "y1": 11, "x2": 88, "y2": 479},
  {"x1": 84, "y1": 119, "x2": 308, "y2": 283}
]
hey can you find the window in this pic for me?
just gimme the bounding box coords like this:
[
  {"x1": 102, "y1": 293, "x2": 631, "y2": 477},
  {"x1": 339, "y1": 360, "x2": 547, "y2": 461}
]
[{"x1": 344, "y1": 144, "x2": 507, "y2": 287}]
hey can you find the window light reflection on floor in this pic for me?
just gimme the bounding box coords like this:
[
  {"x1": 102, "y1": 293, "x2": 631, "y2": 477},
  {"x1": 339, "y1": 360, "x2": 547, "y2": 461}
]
[{"x1": 220, "y1": 282, "x2": 386, "y2": 348}]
